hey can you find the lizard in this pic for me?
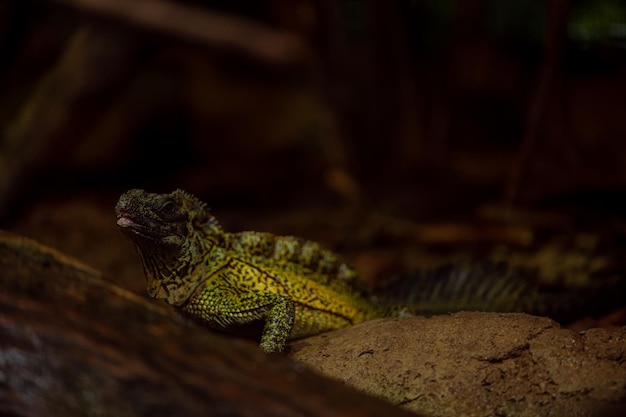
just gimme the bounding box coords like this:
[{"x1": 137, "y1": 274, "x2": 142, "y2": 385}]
[
  {"x1": 115, "y1": 189, "x2": 623, "y2": 353},
  {"x1": 116, "y1": 188, "x2": 380, "y2": 353}
]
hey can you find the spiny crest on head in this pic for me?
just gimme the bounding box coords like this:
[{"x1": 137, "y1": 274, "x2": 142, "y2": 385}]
[{"x1": 172, "y1": 189, "x2": 220, "y2": 227}]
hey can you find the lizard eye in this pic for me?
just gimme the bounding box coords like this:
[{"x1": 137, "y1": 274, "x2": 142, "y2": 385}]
[{"x1": 157, "y1": 199, "x2": 182, "y2": 220}]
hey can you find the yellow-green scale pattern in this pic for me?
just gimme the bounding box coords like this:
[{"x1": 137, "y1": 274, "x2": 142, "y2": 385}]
[
  {"x1": 115, "y1": 189, "x2": 380, "y2": 353},
  {"x1": 182, "y1": 232, "x2": 380, "y2": 353}
]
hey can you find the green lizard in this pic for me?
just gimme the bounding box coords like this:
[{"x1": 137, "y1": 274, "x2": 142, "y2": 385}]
[
  {"x1": 115, "y1": 189, "x2": 618, "y2": 353},
  {"x1": 116, "y1": 189, "x2": 381, "y2": 352}
]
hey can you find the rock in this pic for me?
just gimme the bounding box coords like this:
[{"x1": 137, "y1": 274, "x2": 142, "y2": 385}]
[{"x1": 290, "y1": 313, "x2": 626, "y2": 417}]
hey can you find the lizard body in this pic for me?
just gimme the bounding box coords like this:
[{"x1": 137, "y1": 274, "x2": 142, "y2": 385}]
[
  {"x1": 115, "y1": 189, "x2": 622, "y2": 353},
  {"x1": 116, "y1": 189, "x2": 378, "y2": 352}
]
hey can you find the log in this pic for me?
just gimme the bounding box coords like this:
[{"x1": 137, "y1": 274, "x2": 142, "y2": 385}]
[{"x1": 0, "y1": 231, "x2": 415, "y2": 417}]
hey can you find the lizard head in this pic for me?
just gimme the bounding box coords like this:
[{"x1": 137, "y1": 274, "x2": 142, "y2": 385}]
[{"x1": 115, "y1": 189, "x2": 222, "y2": 306}]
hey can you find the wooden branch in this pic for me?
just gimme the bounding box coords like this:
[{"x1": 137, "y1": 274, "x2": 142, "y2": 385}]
[
  {"x1": 504, "y1": 0, "x2": 571, "y2": 203},
  {"x1": 373, "y1": 212, "x2": 534, "y2": 246},
  {"x1": 54, "y1": 0, "x2": 309, "y2": 67}
]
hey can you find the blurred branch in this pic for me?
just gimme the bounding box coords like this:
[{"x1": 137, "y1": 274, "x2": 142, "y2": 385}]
[
  {"x1": 504, "y1": 0, "x2": 571, "y2": 204},
  {"x1": 0, "y1": 25, "x2": 141, "y2": 217},
  {"x1": 54, "y1": 0, "x2": 310, "y2": 67},
  {"x1": 0, "y1": 0, "x2": 314, "y2": 217}
]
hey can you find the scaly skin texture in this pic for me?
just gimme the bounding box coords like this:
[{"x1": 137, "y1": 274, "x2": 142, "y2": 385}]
[
  {"x1": 117, "y1": 189, "x2": 623, "y2": 353},
  {"x1": 116, "y1": 189, "x2": 379, "y2": 353}
]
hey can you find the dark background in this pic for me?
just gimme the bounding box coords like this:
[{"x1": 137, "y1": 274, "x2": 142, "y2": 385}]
[{"x1": 1, "y1": 0, "x2": 625, "y2": 308}]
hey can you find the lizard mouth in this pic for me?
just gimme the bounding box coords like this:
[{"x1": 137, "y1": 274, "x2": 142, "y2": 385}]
[{"x1": 116, "y1": 212, "x2": 168, "y2": 240}]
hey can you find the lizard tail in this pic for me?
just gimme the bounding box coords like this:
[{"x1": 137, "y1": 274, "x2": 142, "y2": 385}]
[{"x1": 373, "y1": 260, "x2": 625, "y2": 323}]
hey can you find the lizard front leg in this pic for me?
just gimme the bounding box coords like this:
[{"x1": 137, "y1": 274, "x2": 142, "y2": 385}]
[
  {"x1": 259, "y1": 296, "x2": 295, "y2": 353},
  {"x1": 181, "y1": 284, "x2": 296, "y2": 353}
]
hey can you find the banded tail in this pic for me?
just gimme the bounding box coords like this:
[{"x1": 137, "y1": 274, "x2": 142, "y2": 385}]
[{"x1": 374, "y1": 260, "x2": 625, "y2": 323}]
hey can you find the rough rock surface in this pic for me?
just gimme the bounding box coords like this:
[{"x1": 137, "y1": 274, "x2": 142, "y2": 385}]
[{"x1": 290, "y1": 313, "x2": 626, "y2": 417}]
